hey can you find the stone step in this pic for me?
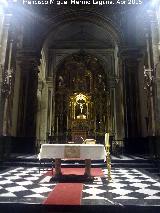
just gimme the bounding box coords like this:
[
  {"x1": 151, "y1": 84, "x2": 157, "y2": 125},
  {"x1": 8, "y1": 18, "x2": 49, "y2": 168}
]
[
  {"x1": 145, "y1": 168, "x2": 160, "y2": 173},
  {"x1": 7, "y1": 158, "x2": 153, "y2": 162},
  {"x1": 2, "y1": 161, "x2": 106, "y2": 168},
  {"x1": 111, "y1": 162, "x2": 156, "y2": 168},
  {"x1": 2, "y1": 155, "x2": 160, "y2": 174},
  {"x1": 4, "y1": 157, "x2": 154, "y2": 164},
  {"x1": 2, "y1": 160, "x2": 157, "y2": 169}
]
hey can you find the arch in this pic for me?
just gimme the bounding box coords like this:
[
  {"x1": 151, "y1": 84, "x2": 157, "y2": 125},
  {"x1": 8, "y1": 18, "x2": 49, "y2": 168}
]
[
  {"x1": 36, "y1": 11, "x2": 124, "y2": 142},
  {"x1": 40, "y1": 9, "x2": 124, "y2": 50}
]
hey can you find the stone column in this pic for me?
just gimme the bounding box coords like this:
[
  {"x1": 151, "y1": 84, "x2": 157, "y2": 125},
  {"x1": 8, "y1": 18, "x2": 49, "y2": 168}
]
[
  {"x1": 38, "y1": 82, "x2": 48, "y2": 141},
  {"x1": 47, "y1": 87, "x2": 53, "y2": 136},
  {"x1": 0, "y1": 13, "x2": 11, "y2": 135},
  {"x1": 120, "y1": 48, "x2": 144, "y2": 138},
  {"x1": 16, "y1": 50, "x2": 40, "y2": 137},
  {"x1": 36, "y1": 82, "x2": 43, "y2": 141},
  {"x1": 149, "y1": 9, "x2": 160, "y2": 135},
  {"x1": 51, "y1": 72, "x2": 56, "y2": 135},
  {"x1": 2, "y1": 38, "x2": 14, "y2": 136},
  {"x1": 114, "y1": 77, "x2": 125, "y2": 140}
]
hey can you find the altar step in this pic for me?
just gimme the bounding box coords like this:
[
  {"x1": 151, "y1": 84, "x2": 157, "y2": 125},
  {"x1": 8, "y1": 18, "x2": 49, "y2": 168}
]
[
  {"x1": 1, "y1": 154, "x2": 160, "y2": 177},
  {"x1": 1, "y1": 159, "x2": 105, "y2": 168},
  {"x1": 1, "y1": 202, "x2": 160, "y2": 213}
]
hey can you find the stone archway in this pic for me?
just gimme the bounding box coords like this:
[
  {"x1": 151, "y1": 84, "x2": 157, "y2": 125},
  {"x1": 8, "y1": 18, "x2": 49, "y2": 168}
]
[
  {"x1": 36, "y1": 10, "x2": 125, "y2": 144},
  {"x1": 37, "y1": 47, "x2": 125, "y2": 144}
]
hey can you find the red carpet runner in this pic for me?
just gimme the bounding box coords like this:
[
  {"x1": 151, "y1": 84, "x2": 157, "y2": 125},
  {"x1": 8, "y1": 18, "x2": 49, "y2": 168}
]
[
  {"x1": 43, "y1": 168, "x2": 104, "y2": 205},
  {"x1": 45, "y1": 168, "x2": 104, "y2": 177},
  {"x1": 43, "y1": 183, "x2": 83, "y2": 205}
]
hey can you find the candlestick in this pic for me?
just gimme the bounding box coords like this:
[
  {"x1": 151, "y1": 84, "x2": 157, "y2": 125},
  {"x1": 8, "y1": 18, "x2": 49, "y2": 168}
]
[
  {"x1": 105, "y1": 133, "x2": 109, "y2": 146},
  {"x1": 105, "y1": 132, "x2": 111, "y2": 181}
]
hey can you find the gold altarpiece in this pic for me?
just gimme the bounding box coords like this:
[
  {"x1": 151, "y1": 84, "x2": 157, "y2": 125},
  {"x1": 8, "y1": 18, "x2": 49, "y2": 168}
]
[
  {"x1": 69, "y1": 93, "x2": 93, "y2": 142},
  {"x1": 54, "y1": 52, "x2": 112, "y2": 143}
]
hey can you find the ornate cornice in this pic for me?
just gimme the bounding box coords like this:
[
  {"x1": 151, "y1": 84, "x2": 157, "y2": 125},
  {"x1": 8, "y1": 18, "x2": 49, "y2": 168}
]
[
  {"x1": 16, "y1": 49, "x2": 41, "y2": 66},
  {"x1": 118, "y1": 47, "x2": 144, "y2": 60}
]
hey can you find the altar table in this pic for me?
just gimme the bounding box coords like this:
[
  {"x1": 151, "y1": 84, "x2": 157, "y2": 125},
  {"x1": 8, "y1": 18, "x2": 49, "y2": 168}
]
[{"x1": 38, "y1": 144, "x2": 106, "y2": 177}]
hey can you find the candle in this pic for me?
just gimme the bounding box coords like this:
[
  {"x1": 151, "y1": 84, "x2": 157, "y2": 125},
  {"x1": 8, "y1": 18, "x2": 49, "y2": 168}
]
[{"x1": 105, "y1": 133, "x2": 109, "y2": 146}]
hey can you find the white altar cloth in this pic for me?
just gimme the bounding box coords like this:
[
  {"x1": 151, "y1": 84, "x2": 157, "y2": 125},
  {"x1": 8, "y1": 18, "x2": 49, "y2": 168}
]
[{"x1": 38, "y1": 144, "x2": 106, "y2": 161}]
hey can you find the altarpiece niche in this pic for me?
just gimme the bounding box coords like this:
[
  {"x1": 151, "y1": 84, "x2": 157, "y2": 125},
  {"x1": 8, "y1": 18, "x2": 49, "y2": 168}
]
[{"x1": 54, "y1": 52, "x2": 110, "y2": 143}]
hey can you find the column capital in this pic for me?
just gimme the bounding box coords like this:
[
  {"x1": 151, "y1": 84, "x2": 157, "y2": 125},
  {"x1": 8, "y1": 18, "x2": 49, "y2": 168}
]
[
  {"x1": 118, "y1": 47, "x2": 144, "y2": 60},
  {"x1": 16, "y1": 49, "x2": 41, "y2": 74},
  {"x1": 16, "y1": 49, "x2": 41, "y2": 66}
]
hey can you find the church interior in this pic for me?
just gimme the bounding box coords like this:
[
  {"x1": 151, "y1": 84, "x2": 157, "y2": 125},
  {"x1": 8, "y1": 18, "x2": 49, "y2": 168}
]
[{"x1": 0, "y1": 0, "x2": 160, "y2": 212}]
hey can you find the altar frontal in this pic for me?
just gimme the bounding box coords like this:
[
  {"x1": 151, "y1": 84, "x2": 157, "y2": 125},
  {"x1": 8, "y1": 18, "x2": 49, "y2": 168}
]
[
  {"x1": 38, "y1": 144, "x2": 106, "y2": 160},
  {"x1": 38, "y1": 144, "x2": 106, "y2": 177}
]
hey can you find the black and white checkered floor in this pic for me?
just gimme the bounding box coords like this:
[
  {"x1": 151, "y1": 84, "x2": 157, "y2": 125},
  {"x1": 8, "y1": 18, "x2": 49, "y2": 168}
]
[
  {"x1": 0, "y1": 166, "x2": 160, "y2": 205},
  {"x1": 0, "y1": 167, "x2": 56, "y2": 203},
  {"x1": 82, "y1": 168, "x2": 160, "y2": 205}
]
